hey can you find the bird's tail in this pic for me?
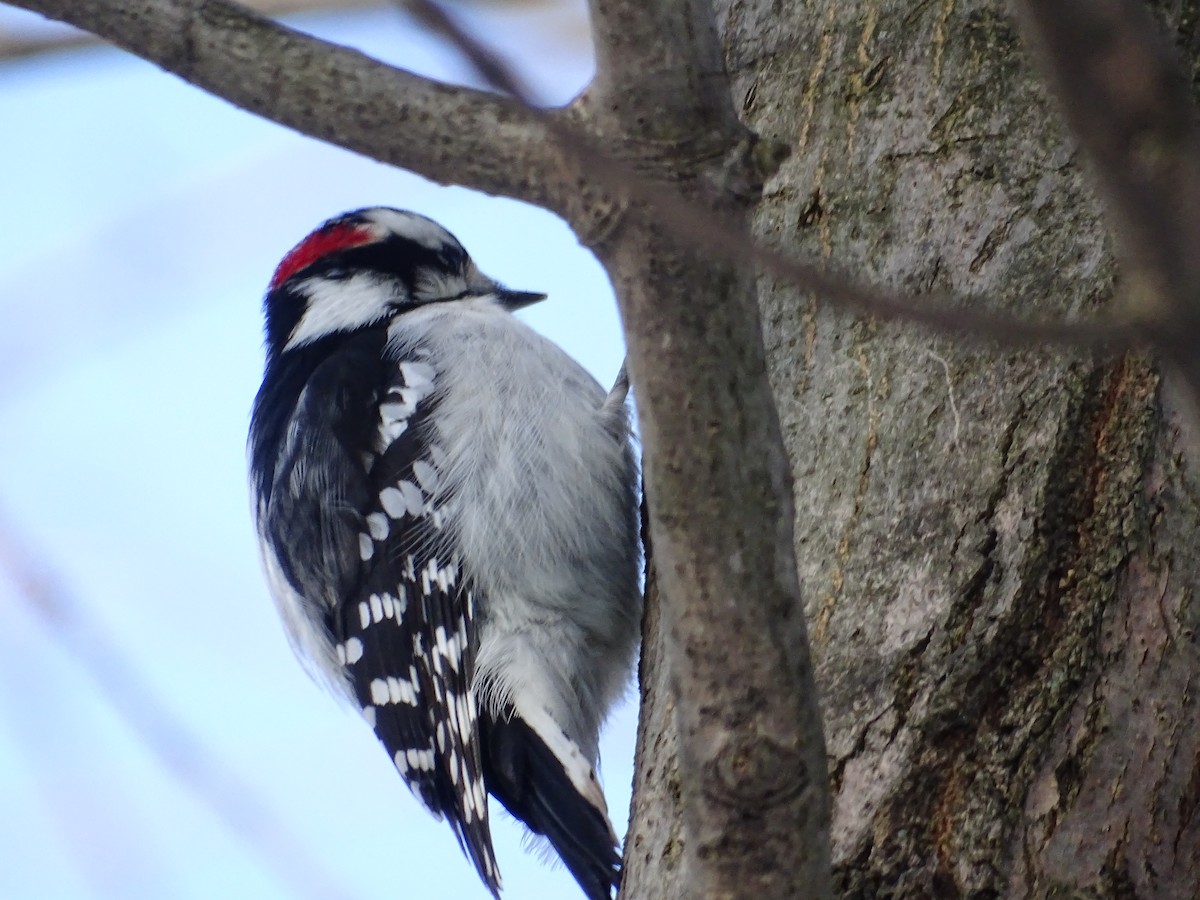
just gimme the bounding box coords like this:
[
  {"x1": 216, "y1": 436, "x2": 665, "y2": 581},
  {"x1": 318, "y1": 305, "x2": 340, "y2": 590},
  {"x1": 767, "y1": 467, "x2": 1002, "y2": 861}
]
[{"x1": 482, "y1": 707, "x2": 620, "y2": 900}]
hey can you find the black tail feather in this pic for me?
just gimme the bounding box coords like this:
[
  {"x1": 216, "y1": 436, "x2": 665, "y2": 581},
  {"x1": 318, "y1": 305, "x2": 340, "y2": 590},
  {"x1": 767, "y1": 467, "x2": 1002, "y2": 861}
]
[{"x1": 481, "y1": 711, "x2": 620, "y2": 900}]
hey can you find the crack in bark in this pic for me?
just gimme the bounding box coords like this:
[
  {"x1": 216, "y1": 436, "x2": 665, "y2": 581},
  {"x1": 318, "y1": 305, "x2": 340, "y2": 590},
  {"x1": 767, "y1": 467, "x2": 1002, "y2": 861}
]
[
  {"x1": 836, "y1": 356, "x2": 1158, "y2": 897},
  {"x1": 813, "y1": 344, "x2": 882, "y2": 645}
]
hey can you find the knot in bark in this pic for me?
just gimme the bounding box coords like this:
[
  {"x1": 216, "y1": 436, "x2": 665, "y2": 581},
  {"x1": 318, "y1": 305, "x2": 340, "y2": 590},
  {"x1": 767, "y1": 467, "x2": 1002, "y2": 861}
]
[{"x1": 705, "y1": 732, "x2": 808, "y2": 810}]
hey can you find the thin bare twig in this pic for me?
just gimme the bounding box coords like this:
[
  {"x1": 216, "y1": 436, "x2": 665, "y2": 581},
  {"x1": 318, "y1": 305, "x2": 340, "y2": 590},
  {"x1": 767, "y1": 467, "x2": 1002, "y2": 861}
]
[
  {"x1": 1015, "y1": 0, "x2": 1200, "y2": 396},
  {"x1": 0, "y1": 511, "x2": 358, "y2": 900},
  {"x1": 401, "y1": 0, "x2": 1142, "y2": 354},
  {"x1": 398, "y1": 0, "x2": 537, "y2": 99}
]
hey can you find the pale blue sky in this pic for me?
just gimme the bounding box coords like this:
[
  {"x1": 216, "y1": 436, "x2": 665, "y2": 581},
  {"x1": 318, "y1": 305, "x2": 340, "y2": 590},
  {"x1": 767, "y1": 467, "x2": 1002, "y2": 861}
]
[{"x1": 0, "y1": 4, "x2": 636, "y2": 898}]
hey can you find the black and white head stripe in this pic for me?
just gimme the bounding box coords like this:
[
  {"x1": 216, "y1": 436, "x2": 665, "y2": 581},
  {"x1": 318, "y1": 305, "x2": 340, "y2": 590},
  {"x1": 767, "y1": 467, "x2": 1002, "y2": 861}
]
[
  {"x1": 268, "y1": 208, "x2": 468, "y2": 293},
  {"x1": 261, "y1": 208, "x2": 542, "y2": 357}
]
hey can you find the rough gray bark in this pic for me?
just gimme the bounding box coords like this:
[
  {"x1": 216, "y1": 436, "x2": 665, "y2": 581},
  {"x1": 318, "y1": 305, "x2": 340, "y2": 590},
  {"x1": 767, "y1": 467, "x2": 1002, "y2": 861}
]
[
  {"x1": 640, "y1": 0, "x2": 1197, "y2": 895},
  {"x1": 583, "y1": 9, "x2": 831, "y2": 898}
]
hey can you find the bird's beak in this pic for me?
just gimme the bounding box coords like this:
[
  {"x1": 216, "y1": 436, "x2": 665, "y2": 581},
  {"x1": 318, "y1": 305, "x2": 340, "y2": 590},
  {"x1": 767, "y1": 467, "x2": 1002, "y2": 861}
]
[{"x1": 495, "y1": 287, "x2": 548, "y2": 311}]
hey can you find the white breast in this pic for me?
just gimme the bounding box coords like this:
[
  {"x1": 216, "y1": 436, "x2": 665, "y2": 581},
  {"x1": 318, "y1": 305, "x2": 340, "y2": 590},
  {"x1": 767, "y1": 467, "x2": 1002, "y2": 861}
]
[
  {"x1": 387, "y1": 297, "x2": 617, "y2": 577},
  {"x1": 387, "y1": 296, "x2": 639, "y2": 753}
]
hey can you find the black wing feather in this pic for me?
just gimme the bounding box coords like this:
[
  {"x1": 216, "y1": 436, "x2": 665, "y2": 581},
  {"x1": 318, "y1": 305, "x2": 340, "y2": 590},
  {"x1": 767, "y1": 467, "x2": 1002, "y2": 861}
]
[
  {"x1": 258, "y1": 334, "x2": 381, "y2": 611},
  {"x1": 335, "y1": 348, "x2": 501, "y2": 894},
  {"x1": 257, "y1": 332, "x2": 499, "y2": 893}
]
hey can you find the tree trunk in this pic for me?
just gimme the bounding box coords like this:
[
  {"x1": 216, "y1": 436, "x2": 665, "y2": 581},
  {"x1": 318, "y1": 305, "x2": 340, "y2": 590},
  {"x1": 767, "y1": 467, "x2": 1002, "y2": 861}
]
[{"x1": 628, "y1": 0, "x2": 1200, "y2": 896}]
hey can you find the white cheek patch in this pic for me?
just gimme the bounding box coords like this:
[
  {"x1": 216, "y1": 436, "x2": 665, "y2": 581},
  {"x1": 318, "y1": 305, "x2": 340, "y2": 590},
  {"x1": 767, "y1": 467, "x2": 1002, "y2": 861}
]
[{"x1": 286, "y1": 273, "x2": 395, "y2": 350}]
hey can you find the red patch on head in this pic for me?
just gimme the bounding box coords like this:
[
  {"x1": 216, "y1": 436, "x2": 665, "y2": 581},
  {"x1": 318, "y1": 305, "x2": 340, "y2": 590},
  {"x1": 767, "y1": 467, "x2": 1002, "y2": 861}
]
[{"x1": 270, "y1": 223, "x2": 375, "y2": 290}]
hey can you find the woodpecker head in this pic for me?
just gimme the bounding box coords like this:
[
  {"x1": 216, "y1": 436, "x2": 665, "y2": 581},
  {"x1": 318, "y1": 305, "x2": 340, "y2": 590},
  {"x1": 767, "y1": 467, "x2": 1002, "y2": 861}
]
[{"x1": 263, "y1": 207, "x2": 546, "y2": 355}]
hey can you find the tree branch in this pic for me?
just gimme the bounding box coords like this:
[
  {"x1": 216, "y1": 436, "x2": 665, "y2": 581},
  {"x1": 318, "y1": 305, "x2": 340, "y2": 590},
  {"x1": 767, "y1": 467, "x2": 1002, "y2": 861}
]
[
  {"x1": 585, "y1": 0, "x2": 737, "y2": 140},
  {"x1": 1015, "y1": 0, "x2": 1200, "y2": 395},
  {"x1": 0, "y1": 25, "x2": 92, "y2": 60},
  {"x1": 404, "y1": 1, "x2": 1144, "y2": 354},
  {"x1": 5, "y1": 0, "x2": 565, "y2": 208},
  {"x1": 575, "y1": 4, "x2": 835, "y2": 899},
  {"x1": 0, "y1": 0, "x2": 383, "y2": 63}
]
